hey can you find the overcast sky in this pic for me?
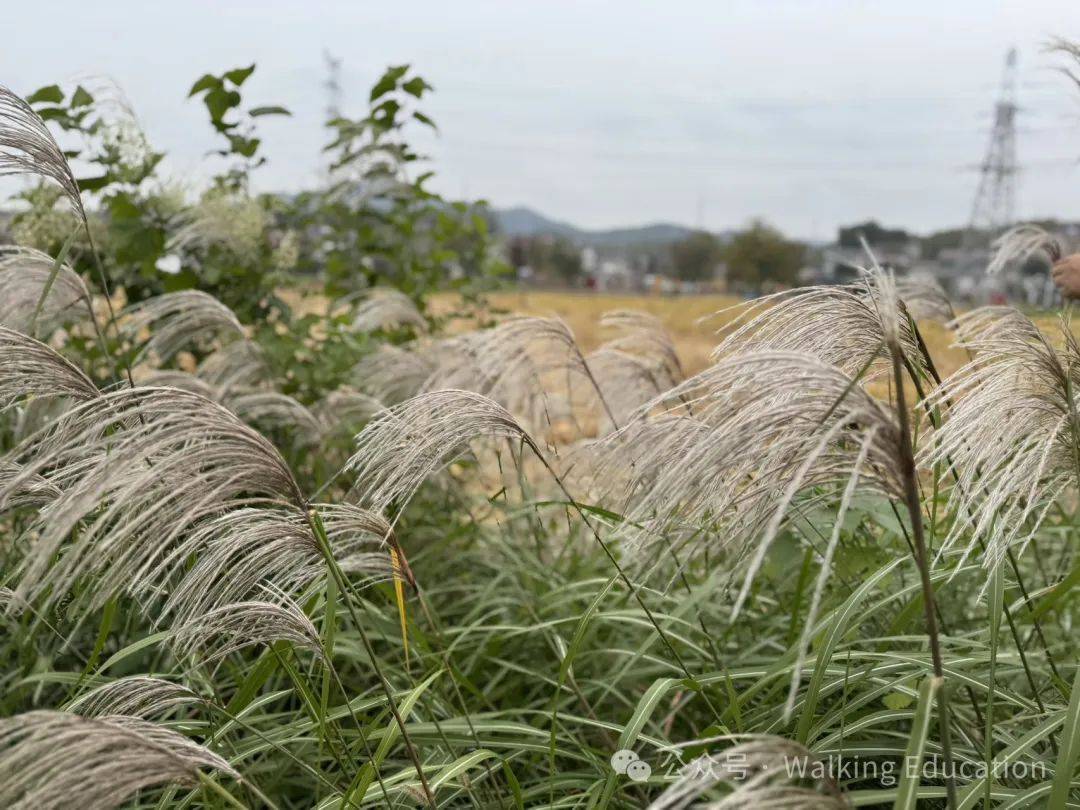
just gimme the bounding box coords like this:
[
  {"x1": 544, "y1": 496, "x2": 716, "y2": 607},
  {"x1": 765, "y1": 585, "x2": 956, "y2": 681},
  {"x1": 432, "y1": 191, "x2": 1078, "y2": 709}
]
[{"x1": 3, "y1": 1, "x2": 1080, "y2": 239}]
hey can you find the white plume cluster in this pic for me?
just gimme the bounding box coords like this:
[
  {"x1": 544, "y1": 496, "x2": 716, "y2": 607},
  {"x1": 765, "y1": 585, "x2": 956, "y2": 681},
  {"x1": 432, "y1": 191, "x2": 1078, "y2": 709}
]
[
  {"x1": 986, "y1": 224, "x2": 1063, "y2": 276},
  {"x1": 0, "y1": 326, "x2": 99, "y2": 408},
  {"x1": 922, "y1": 306, "x2": 1080, "y2": 572},
  {"x1": 0, "y1": 710, "x2": 238, "y2": 809},
  {"x1": 122, "y1": 290, "x2": 246, "y2": 364},
  {"x1": 0, "y1": 246, "x2": 92, "y2": 334},
  {"x1": 650, "y1": 737, "x2": 848, "y2": 810},
  {"x1": 348, "y1": 388, "x2": 538, "y2": 515},
  {"x1": 710, "y1": 273, "x2": 928, "y2": 380},
  {"x1": 350, "y1": 287, "x2": 428, "y2": 332},
  {"x1": 66, "y1": 676, "x2": 202, "y2": 720},
  {"x1": 0, "y1": 85, "x2": 86, "y2": 219},
  {"x1": 168, "y1": 587, "x2": 325, "y2": 667}
]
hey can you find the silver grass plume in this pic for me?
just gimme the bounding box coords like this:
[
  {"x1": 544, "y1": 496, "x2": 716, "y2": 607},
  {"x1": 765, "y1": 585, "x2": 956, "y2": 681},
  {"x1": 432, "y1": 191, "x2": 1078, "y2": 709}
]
[
  {"x1": 314, "y1": 388, "x2": 384, "y2": 433},
  {"x1": 986, "y1": 224, "x2": 1063, "y2": 276},
  {"x1": 586, "y1": 348, "x2": 667, "y2": 431},
  {"x1": 316, "y1": 502, "x2": 396, "y2": 576},
  {"x1": 921, "y1": 306, "x2": 1080, "y2": 571},
  {"x1": 138, "y1": 373, "x2": 326, "y2": 446},
  {"x1": 469, "y1": 316, "x2": 612, "y2": 434},
  {"x1": 350, "y1": 287, "x2": 428, "y2": 332},
  {"x1": 0, "y1": 246, "x2": 93, "y2": 334},
  {"x1": 0, "y1": 587, "x2": 19, "y2": 611},
  {"x1": 649, "y1": 736, "x2": 847, "y2": 810},
  {"x1": 66, "y1": 677, "x2": 202, "y2": 719},
  {"x1": 710, "y1": 273, "x2": 928, "y2": 379},
  {"x1": 600, "y1": 352, "x2": 904, "y2": 626},
  {"x1": 474, "y1": 315, "x2": 588, "y2": 384},
  {"x1": 895, "y1": 271, "x2": 955, "y2": 322},
  {"x1": 161, "y1": 503, "x2": 388, "y2": 624},
  {"x1": 0, "y1": 86, "x2": 85, "y2": 219},
  {"x1": 0, "y1": 326, "x2": 99, "y2": 408},
  {"x1": 123, "y1": 290, "x2": 246, "y2": 364},
  {"x1": 0, "y1": 460, "x2": 63, "y2": 512},
  {"x1": 412, "y1": 330, "x2": 575, "y2": 437},
  {"x1": 138, "y1": 369, "x2": 219, "y2": 400},
  {"x1": 599, "y1": 309, "x2": 683, "y2": 385},
  {"x1": 352, "y1": 342, "x2": 435, "y2": 404},
  {"x1": 227, "y1": 391, "x2": 324, "y2": 447},
  {"x1": 196, "y1": 338, "x2": 270, "y2": 393},
  {"x1": 168, "y1": 587, "x2": 324, "y2": 666},
  {"x1": 1, "y1": 386, "x2": 305, "y2": 612},
  {"x1": 420, "y1": 333, "x2": 488, "y2": 387},
  {"x1": 347, "y1": 389, "x2": 539, "y2": 515},
  {"x1": 0, "y1": 710, "x2": 238, "y2": 810},
  {"x1": 1049, "y1": 37, "x2": 1080, "y2": 93}
]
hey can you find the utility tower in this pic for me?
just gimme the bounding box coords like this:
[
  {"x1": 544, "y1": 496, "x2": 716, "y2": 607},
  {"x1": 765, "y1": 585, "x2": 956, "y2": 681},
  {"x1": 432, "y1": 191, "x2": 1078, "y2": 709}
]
[
  {"x1": 322, "y1": 49, "x2": 343, "y2": 123},
  {"x1": 963, "y1": 48, "x2": 1020, "y2": 249},
  {"x1": 322, "y1": 50, "x2": 343, "y2": 183}
]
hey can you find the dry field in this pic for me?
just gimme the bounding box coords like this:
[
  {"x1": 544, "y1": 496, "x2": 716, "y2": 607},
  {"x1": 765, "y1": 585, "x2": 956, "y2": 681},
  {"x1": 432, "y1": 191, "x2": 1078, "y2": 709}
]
[{"x1": 439, "y1": 289, "x2": 974, "y2": 379}]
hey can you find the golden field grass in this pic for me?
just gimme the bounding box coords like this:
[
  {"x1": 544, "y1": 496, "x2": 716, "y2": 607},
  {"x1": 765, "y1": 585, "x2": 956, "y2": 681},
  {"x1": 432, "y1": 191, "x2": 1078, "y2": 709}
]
[
  {"x1": 438, "y1": 289, "x2": 974, "y2": 380},
  {"x1": 290, "y1": 285, "x2": 1070, "y2": 386}
]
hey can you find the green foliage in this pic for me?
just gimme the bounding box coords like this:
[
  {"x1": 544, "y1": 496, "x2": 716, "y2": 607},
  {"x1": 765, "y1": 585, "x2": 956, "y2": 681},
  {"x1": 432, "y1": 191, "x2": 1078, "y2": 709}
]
[
  {"x1": 188, "y1": 63, "x2": 290, "y2": 189},
  {"x1": 291, "y1": 64, "x2": 507, "y2": 305},
  {"x1": 723, "y1": 218, "x2": 805, "y2": 290},
  {"x1": 670, "y1": 229, "x2": 722, "y2": 282},
  {"x1": 511, "y1": 235, "x2": 585, "y2": 284}
]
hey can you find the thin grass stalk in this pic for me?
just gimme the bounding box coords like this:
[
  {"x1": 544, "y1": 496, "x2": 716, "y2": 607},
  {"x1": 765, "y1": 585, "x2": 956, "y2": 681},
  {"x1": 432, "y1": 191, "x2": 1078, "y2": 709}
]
[
  {"x1": 907, "y1": 312, "x2": 1063, "y2": 709},
  {"x1": 529, "y1": 450, "x2": 726, "y2": 724},
  {"x1": 196, "y1": 771, "x2": 253, "y2": 810},
  {"x1": 266, "y1": 644, "x2": 365, "y2": 792},
  {"x1": 889, "y1": 337, "x2": 958, "y2": 809},
  {"x1": 409, "y1": 576, "x2": 509, "y2": 808},
  {"x1": 333, "y1": 521, "x2": 492, "y2": 809},
  {"x1": 323, "y1": 658, "x2": 395, "y2": 807},
  {"x1": 579, "y1": 353, "x2": 620, "y2": 430},
  {"x1": 307, "y1": 510, "x2": 437, "y2": 807},
  {"x1": 205, "y1": 701, "x2": 360, "y2": 807}
]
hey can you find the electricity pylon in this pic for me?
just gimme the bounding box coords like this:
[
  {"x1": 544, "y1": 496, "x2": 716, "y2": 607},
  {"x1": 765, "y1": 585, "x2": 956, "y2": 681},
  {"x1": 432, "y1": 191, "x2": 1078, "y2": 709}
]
[{"x1": 963, "y1": 48, "x2": 1020, "y2": 250}]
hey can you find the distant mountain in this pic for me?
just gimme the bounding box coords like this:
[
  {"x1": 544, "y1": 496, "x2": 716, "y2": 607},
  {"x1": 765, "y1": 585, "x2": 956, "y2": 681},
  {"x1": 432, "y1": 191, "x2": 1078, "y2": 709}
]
[
  {"x1": 492, "y1": 206, "x2": 698, "y2": 247},
  {"x1": 492, "y1": 207, "x2": 580, "y2": 239}
]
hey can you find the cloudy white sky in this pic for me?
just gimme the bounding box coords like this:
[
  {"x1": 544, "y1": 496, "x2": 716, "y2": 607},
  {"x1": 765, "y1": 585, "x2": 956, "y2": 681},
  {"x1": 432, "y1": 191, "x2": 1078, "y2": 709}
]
[{"x1": 3, "y1": 1, "x2": 1080, "y2": 239}]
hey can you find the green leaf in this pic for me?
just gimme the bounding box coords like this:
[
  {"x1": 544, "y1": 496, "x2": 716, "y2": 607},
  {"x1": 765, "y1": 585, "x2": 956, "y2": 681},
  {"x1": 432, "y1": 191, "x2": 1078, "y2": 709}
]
[
  {"x1": 30, "y1": 229, "x2": 79, "y2": 337},
  {"x1": 984, "y1": 564, "x2": 1004, "y2": 808},
  {"x1": 369, "y1": 65, "x2": 409, "y2": 101},
  {"x1": 76, "y1": 174, "x2": 111, "y2": 192},
  {"x1": 795, "y1": 558, "x2": 904, "y2": 743},
  {"x1": 501, "y1": 761, "x2": 524, "y2": 810},
  {"x1": 188, "y1": 73, "x2": 221, "y2": 97},
  {"x1": 224, "y1": 64, "x2": 256, "y2": 87},
  {"x1": 70, "y1": 85, "x2": 94, "y2": 108},
  {"x1": 249, "y1": 105, "x2": 291, "y2": 117},
  {"x1": 413, "y1": 111, "x2": 438, "y2": 130},
  {"x1": 1048, "y1": 662, "x2": 1080, "y2": 809},
  {"x1": 344, "y1": 669, "x2": 443, "y2": 804},
  {"x1": 204, "y1": 88, "x2": 241, "y2": 126},
  {"x1": 225, "y1": 649, "x2": 279, "y2": 716},
  {"x1": 402, "y1": 77, "x2": 432, "y2": 97},
  {"x1": 27, "y1": 85, "x2": 64, "y2": 104},
  {"x1": 893, "y1": 676, "x2": 942, "y2": 810},
  {"x1": 77, "y1": 597, "x2": 118, "y2": 690},
  {"x1": 429, "y1": 749, "x2": 498, "y2": 791},
  {"x1": 97, "y1": 630, "x2": 171, "y2": 674}
]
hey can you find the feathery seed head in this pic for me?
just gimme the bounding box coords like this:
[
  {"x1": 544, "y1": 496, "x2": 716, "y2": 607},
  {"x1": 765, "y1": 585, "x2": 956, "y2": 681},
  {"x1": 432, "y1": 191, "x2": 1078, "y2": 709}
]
[
  {"x1": 0, "y1": 710, "x2": 238, "y2": 809},
  {"x1": 123, "y1": 290, "x2": 245, "y2": 365},
  {"x1": 0, "y1": 85, "x2": 85, "y2": 220},
  {"x1": 347, "y1": 388, "x2": 538, "y2": 515}
]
